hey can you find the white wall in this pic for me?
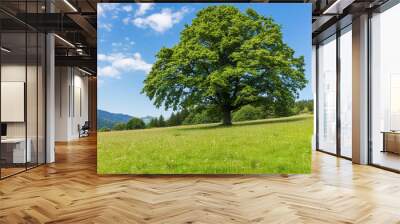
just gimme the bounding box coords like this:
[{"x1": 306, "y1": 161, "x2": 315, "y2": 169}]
[
  {"x1": 55, "y1": 66, "x2": 69, "y2": 141},
  {"x1": 72, "y1": 73, "x2": 89, "y2": 138},
  {"x1": 55, "y1": 67, "x2": 89, "y2": 141}
]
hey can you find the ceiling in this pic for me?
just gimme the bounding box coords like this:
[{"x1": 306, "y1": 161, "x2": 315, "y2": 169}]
[
  {"x1": 1, "y1": 0, "x2": 394, "y2": 74},
  {"x1": 310, "y1": 0, "x2": 391, "y2": 43},
  {"x1": 0, "y1": 0, "x2": 98, "y2": 74}
]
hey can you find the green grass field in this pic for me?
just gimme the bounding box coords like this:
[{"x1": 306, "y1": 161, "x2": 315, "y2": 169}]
[{"x1": 97, "y1": 115, "x2": 313, "y2": 174}]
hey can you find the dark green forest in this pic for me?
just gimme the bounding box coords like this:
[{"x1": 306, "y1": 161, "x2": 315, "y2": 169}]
[{"x1": 98, "y1": 99, "x2": 313, "y2": 132}]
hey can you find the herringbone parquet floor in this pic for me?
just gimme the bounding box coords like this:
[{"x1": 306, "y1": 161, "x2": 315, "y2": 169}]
[{"x1": 1, "y1": 135, "x2": 400, "y2": 224}]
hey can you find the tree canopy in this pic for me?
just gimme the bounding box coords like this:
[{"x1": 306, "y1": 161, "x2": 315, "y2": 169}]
[
  {"x1": 142, "y1": 5, "x2": 307, "y2": 125},
  {"x1": 126, "y1": 118, "x2": 146, "y2": 130}
]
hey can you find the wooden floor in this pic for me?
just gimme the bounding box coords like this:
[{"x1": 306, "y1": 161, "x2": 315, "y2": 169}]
[
  {"x1": 1, "y1": 135, "x2": 400, "y2": 223},
  {"x1": 0, "y1": 167, "x2": 26, "y2": 178},
  {"x1": 373, "y1": 151, "x2": 400, "y2": 171}
]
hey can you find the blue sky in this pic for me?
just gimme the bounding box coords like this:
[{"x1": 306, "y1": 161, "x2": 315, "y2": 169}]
[{"x1": 98, "y1": 3, "x2": 312, "y2": 118}]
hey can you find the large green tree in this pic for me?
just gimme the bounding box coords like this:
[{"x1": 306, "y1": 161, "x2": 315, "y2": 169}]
[{"x1": 142, "y1": 6, "x2": 307, "y2": 125}]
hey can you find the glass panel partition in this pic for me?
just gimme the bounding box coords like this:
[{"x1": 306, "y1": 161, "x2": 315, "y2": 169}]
[
  {"x1": 0, "y1": 1, "x2": 46, "y2": 179},
  {"x1": 27, "y1": 31, "x2": 38, "y2": 169},
  {"x1": 317, "y1": 35, "x2": 337, "y2": 154},
  {"x1": 339, "y1": 26, "x2": 352, "y2": 158},
  {"x1": 1, "y1": 30, "x2": 28, "y2": 177},
  {"x1": 371, "y1": 3, "x2": 400, "y2": 171},
  {"x1": 38, "y1": 32, "x2": 45, "y2": 165}
]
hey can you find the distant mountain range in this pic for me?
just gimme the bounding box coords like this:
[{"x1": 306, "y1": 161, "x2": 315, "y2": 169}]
[
  {"x1": 97, "y1": 110, "x2": 155, "y2": 129},
  {"x1": 97, "y1": 110, "x2": 132, "y2": 129}
]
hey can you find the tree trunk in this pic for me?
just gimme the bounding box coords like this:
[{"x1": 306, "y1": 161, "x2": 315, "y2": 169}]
[{"x1": 222, "y1": 109, "x2": 232, "y2": 125}]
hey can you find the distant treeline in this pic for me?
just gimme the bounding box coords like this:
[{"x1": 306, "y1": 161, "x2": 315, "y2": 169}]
[{"x1": 98, "y1": 99, "x2": 313, "y2": 132}]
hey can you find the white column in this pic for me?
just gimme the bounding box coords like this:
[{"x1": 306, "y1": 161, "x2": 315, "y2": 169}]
[
  {"x1": 352, "y1": 14, "x2": 369, "y2": 164},
  {"x1": 46, "y1": 32, "x2": 55, "y2": 163}
]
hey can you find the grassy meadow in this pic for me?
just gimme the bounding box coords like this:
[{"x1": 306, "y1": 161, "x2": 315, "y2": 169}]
[{"x1": 97, "y1": 115, "x2": 313, "y2": 174}]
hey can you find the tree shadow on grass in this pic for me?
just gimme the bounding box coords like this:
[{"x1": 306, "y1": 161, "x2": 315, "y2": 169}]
[{"x1": 180, "y1": 115, "x2": 312, "y2": 132}]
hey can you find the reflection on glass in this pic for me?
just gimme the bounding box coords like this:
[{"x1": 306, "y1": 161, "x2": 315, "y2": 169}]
[
  {"x1": 0, "y1": 0, "x2": 47, "y2": 179},
  {"x1": 318, "y1": 35, "x2": 337, "y2": 154},
  {"x1": 1, "y1": 31, "x2": 27, "y2": 177},
  {"x1": 38, "y1": 33, "x2": 46, "y2": 165},
  {"x1": 390, "y1": 75, "x2": 400, "y2": 130},
  {"x1": 371, "y1": 3, "x2": 400, "y2": 171},
  {"x1": 27, "y1": 31, "x2": 38, "y2": 169},
  {"x1": 340, "y1": 26, "x2": 352, "y2": 158}
]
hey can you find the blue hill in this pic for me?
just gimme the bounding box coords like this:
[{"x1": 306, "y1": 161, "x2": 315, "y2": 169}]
[{"x1": 97, "y1": 110, "x2": 132, "y2": 129}]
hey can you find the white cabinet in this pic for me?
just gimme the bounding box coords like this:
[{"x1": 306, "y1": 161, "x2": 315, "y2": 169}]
[{"x1": 1, "y1": 138, "x2": 32, "y2": 163}]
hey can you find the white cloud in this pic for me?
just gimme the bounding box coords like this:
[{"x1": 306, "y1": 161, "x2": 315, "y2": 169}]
[
  {"x1": 133, "y1": 7, "x2": 189, "y2": 33},
  {"x1": 112, "y1": 42, "x2": 123, "y2": 47},
  {"x1": 99, "y1": 23, "x2": 112, "y2": 32},
  {"x1": 123, "y1": 5, "x2": 133, "y2": 12},
  {"x1": 122, "y1": 17, "x2": 130, "y2": 25},
  {"x1": 98, "y1": 3, "x2": 120, "y2": 17},
  {"x1": 98, "y1": 54, "x2": 107, "y2": 61},
  {"x1": 99, "y1": 66, "x2": 120, "y2": 78},
  {"x1": 98, "y1": 53, "x2": 124, "y2": 63},
  {"x1": 98, "y1": 53, "x2": 152, "y2": 79},
  {"x1": 135, "y1": 3, "x2": 155, "y2": 17},
  {"x1": 113, "y1": 53, "x2": 152, "y2": 73}
]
